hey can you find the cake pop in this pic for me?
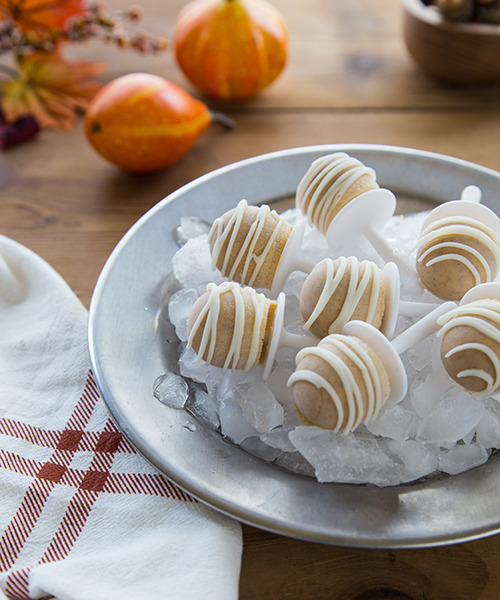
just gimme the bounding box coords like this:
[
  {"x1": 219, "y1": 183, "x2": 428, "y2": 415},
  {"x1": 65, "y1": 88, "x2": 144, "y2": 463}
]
[
  {"x1": 296, "y1": 152, "x2": 379, "y2": 234},
  {"x1": 437, "y1": 282, "x2": 500, "y2": 396},
  {"x1": 208, "y1": 199, "x2": 314, "y2": 296},
  {"x1": 299, "y1": 256, "x2": 386, "y2": 339},
  {"x1": 288, "y1": 302, "x2": 456, "y2": 432},
  {"x1": 299, "y1": 258, "x2": 440, "y2": 341},
  {"x1": 416, "y1": 186, "x2": 500, "y2": 301},
  {"x1": 187, "y1": 281, "x2": 315, "y2": 376},
  {"x1": 296, "y1": 152, "x2": 414, "y2": 276}
]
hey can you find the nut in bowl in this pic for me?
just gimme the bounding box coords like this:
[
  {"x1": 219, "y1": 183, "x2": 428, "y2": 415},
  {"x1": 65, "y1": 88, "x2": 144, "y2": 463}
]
[{"x1": 402, "y1": 0, "x2": 500, "y2": 84}]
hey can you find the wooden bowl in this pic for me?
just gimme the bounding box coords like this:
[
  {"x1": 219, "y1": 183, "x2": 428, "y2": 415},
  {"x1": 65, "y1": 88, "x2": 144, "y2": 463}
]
[{"x1": 402, "y1": 0, "x2": 500, "y2": 84}]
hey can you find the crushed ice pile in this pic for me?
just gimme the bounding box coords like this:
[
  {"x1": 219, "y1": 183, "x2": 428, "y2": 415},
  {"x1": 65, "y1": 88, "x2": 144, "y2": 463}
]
[{"x1": 153, "y1": 209, "x2": 500, "y2": 487}]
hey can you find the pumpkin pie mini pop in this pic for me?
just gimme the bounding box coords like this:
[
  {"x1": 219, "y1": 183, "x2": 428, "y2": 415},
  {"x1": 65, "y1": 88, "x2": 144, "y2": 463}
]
[
  {"x1": 288, "y1": 302, "x2": 456, "y2": 432},
  {"x1": 296, "y1": 152, "x2": 415, "y2": 276},
  {"x1": 295, "y1": 152, "x2": 379, "y2": 234},
  {"x1": 437, "y1": 282, "x2": 500, "y2": 397},
  {"x1": 299, "y1": 256, "x2": 386, "y2": 339},
  {"x1": 187, "y1": 281, "x2": 315, "y2": 378},
  {"x1": 299, "y1": 258, "x2": 440, "y2": 341},
  {"x1": 416, "y1": 186, "x2": 500, "y2": 301},
  {"x1": 208, "y1": 199, "x2": 315, "y2": 296}
]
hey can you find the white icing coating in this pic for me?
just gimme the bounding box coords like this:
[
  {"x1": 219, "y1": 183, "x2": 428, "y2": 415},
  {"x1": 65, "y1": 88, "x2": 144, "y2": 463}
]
[
  {"x1": 187, "y1": 281, "x2": 270, "y2": 372},
  {"x1": 438, "y1": 300, "x2": 500, "y2": 396},
  {"x1": 208, "y1": 199, "x2": 290, "y2": 287},
  {"x1": 302, "y1": 257, "x2": 383, "y2": 334},
  {"x1": 417, "y1": 215, "x2": 500, "y2": 285},
  {"x1": 296, "y1": 152, "x2": 377, "y2": 234},
  {"x1": 288, "y1": 334, "x2": 387, "y2": 432}
]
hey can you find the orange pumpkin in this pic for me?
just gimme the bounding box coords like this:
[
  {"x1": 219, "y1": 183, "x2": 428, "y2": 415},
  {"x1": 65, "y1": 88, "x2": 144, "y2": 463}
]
[
  {"x1": 84, "y1": 73, "x2": 212, "y2": 173},
  {"x1": 173, "y1": 0, "x2": 289, "y2": 100}
]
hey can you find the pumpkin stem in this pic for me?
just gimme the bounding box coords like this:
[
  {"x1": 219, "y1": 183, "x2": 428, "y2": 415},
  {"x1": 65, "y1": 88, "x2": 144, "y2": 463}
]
[{"x1": 210, "y1": 110, "x2": 235, "y2": 130}]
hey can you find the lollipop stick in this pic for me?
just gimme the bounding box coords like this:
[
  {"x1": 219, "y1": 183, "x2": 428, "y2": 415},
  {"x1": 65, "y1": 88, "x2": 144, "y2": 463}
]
[
  {"x1": 279, "y1": 329, "x2": 315, "y2": 352},
  {"x1": 263, "y1": 293, "x2": 317, "y2": 379},
  {"x1": 381, "y1": 261, "x2": 439, "y2": 338},
  {"x1": 271, "y1": 219, "x2": 316, "y2": 296},
  {"x1": 398, "y1": 300, "x2": 442, "y2": 318},
  {"x1": 460, "y1": 185, "x2": 482, "y2": 204},
  {"x1": 391, "y1": 301, "x2": 456, "y2": 355},
  {"x1": 365, "y1": 225, "x2": 415, "y2": 274}
]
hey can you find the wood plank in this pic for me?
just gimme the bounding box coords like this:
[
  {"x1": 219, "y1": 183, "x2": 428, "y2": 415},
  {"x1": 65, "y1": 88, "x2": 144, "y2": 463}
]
[
  {"x1": 240, "y1": 524, "x2": 500, "y2": 599},
  {"x1": 62, "y1": 0, "x2": 500, "y2": 110},
  {"x1": 2, "y1": 109, "x2": 499, "y2": 306}
]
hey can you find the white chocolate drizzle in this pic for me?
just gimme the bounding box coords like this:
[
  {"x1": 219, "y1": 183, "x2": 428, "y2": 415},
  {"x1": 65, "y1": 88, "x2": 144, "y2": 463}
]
[
  {"x1": 417, "y1": 216, "x2": 500, "y2": 285},
  {"x1": 288, "y1": 334, "x2": 387, "y2": 432},
  {"x1": 303, "y1": 257, "x2": 384, "y2": 334},
  {"x1": 438, "y1": 299, "x2": 500, "y2": 396},
  {"x1": 187, "y1": 281, "x2": 269, "y2": 372},
  {"x1": 296, "y1": 152, "x2": 377, "y2": 234},
  {"x1": 208, "y1": 199, "x2": 290, "y2": 287}
]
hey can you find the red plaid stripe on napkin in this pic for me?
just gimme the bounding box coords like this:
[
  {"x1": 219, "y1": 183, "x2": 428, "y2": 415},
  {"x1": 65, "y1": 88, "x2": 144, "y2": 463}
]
[
  {"x1": 1, "y1": 371, "x2": 195, "y2": 600},
  {"x1": 0, "y1": 236, "x2": 241, "y2": 600}
]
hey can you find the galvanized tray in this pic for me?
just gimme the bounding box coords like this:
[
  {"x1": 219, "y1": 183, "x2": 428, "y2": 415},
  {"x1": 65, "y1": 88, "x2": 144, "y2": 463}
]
[{"x1": 89, "y1": 144, "x2": 500, "y2": 548}]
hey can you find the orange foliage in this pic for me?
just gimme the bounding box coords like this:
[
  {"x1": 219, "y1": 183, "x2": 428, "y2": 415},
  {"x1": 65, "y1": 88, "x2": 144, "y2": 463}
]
[
  {"x1": 1, "y1": 52, "x2": 104, "y2": 129},
  {"x1": 0, "y1": 0, "x2": 87, "y2": 36}
]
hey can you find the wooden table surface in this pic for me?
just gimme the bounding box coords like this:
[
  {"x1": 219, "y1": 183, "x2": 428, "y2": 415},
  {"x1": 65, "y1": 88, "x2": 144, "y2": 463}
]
[{"x1": 2, "y1": 0, "x2": 500, "y2": 598}]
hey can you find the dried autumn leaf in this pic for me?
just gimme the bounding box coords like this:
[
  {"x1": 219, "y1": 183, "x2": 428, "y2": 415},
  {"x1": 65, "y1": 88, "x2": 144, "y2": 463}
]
[
  {"x1": 0, "y1": 52, "x2": 104, "y2": 129},
  {"x1": 0, "y1": 0, "x2": 87, "y2": 37}
]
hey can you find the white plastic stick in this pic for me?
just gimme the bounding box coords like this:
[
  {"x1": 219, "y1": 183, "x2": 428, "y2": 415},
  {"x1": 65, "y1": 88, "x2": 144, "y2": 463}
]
[
  {"x1": 270, "y1": 219, "x2": 316, "y2": 297},
  {"x1": 381, "y1": 262, "x2": 440, "y2": 338},
  {"x1": 262, "y1": 293, "x2": 317, "y2": 380},
  {"x1": 325, "y1": 189, "x2": 417, "y2": 276},
  {"x1": 343, "y1": 301, "x2": 456, "y2": 404}
]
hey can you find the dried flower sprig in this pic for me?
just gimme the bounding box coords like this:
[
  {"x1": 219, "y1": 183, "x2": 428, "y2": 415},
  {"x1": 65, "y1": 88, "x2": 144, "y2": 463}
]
[
  {"x1": 0, "y1": 0, "x2": 168, "y2": 142},
  {"x1": 0, "y1": 3, "x2": 168, "y2": 55}
]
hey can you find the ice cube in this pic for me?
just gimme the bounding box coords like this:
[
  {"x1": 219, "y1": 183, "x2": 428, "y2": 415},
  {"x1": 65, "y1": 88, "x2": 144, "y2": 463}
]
[
  {"x1": 179, "y1": 347, "x2": 209, "y2": 383},
  {"x1": 260, "y1": 427, "x2": 296, "y2": 452},
  {"x1": 409, "y1": 371, "x2": 454, "y2": 418},
  {"x1": 384, "y1": 211, "x2": 427, "y2": 258},
  {"x1": 405, "y1": 337, "x2": 434, "y2": 372},
  {"x1": 416, "y1": 390, "x2": 484, "y2": 444},
  {"x1": 289, "y1": 427, "x2": 402, "y2": 486},
  {"x1": 168, "y1": 287, "x2": 200, "y2": 342},
  {"x1": 475, "y1": 410, "x2": 500, "y2": 449},
  {"x1": 219, "y1": 399, "x2": 260, "y2": 444},
  {"x1": 438, "y1": 444, "x2": 490, "y2": 475},
  {"x1": 232, "y1": 381, "x2": 284, "y2": 433},
  {"x1": 153, "y1": 372, "x2": 189, "y2": 409},
  {"x1": 240, "y1": 436, "x2": 281, "y2": 462},
  {"x1": 273, "y1": 450, "x2": 316, "y2": 477},
  {"x1": 266, "y1": 365, "x2": 302, "y2": 427},
  {"x1": 207, "y1": 367, "x2": 262, "y2": 405},
  {"x1": 282, "y1": 271, "x2": 307, "y2": 300},
  {"x1": 186, "y1": 387, "x2": 221, "y2": 431},
  {"x1": 283, "y1": 297, "x2": 306, "y2": 334},
  {"x1": 273, "y1": 346, "x2": 298, "y2": 372},
  {"x1": 367, "y1": 404, "x2": 415, "y2": 442},
  {"x1": 382, "y1": 439, "x2": 439, "y2": 483},
  {"x1": 172, "y1": 235, "x2": 223, "y2": 288},
  {"x1": 279, "y1": 208, "x2": 301, "y2": 226},
  {"x1": 175, "y1": 216, "x2": 211, "y2": 246}
]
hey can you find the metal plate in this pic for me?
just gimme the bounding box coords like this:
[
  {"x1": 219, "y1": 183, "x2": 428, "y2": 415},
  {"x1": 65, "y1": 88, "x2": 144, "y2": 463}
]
[{"x1": 88, "y1": 144, "x2": 500, "y2": 548}]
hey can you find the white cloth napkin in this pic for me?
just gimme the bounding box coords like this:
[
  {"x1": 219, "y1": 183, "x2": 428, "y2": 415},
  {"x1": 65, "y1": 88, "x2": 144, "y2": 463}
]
[{"x1": 0, "y1": 235, "x2": 242, "y2": 600}]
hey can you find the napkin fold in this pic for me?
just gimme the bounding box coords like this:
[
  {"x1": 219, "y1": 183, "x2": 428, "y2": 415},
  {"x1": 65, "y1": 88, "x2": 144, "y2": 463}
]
[{"x1": 0, "y1": 235, "x2": 242, "y2": 600}]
